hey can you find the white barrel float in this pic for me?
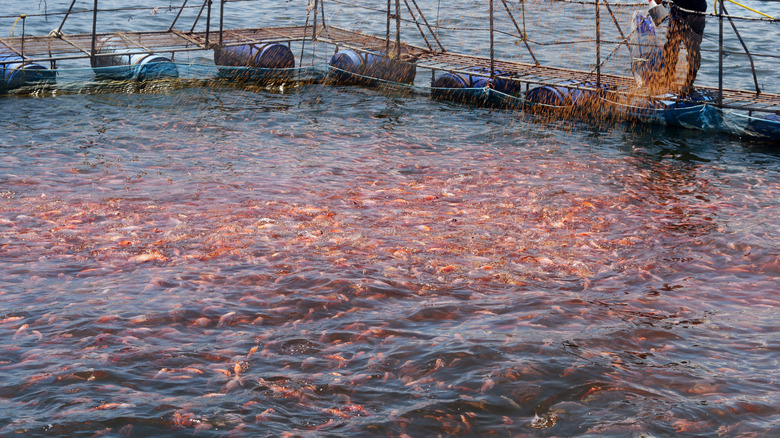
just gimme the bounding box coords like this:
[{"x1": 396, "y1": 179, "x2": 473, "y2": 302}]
[
  {"x1": 328, "y1": 50, "x2": 416, "y2": 85},
  {"x1": 0, "y1": 53, "x2": 56, "y2": 91},
  {"x1": 92, "y1": 52, "x2": 178, "y2": 81},
  {"x1": 213, "y1": 43, "x2": 295, "y2": 81},
  {"x1": 431, "y1": 67, "x2": 522, "y2": 101},
  {"x1": 91, "y1": 38, "x2": 178, "y2": 81}
]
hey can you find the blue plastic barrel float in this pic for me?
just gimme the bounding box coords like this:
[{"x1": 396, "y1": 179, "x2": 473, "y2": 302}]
[
  {"x1": 0, "y1": 54, "x2": 56, "y2": 92},
  {"x1": 327, "y1": 49, "x2": 416, "y2": 86},
  {"x1": 745, "y1": 114, "x2": 780, "y2": 140},
  {"x1": 431, "y1": 67, "x2": 522, "y2": 104},
  {"x1": 91, "y1": 38, "x2": 178, "y2": 82},
  {"x1": 638, "y1": 89, "x2": 723, "y2": 128},
  {"x1": 214, "y1": 43, "x2": 295, "y2": 81},
  {"x1": 525, "y1": 80, "x2": 611, "y2": 107}
]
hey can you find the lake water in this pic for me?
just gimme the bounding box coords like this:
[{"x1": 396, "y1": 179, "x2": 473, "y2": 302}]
[{"x1": 1, "y1": 1, "x2": 779, "y2": 437}]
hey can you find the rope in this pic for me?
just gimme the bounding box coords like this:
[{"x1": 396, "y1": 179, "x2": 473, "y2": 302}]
[
  {"x1": 300, "y1": 1, "x2": 312, "y2": 67},
  {"x1": 8, "y1": 15, "x2": 24, "y2": 37},
  {"x1": 168, "y1": 0, "x2": 190, "y2": 32},
  {"x1": 1, "y1": 5, "x2": 201, "y2": 20},
  {"x1": 501, "y1": 0, "x2": 538, "y2": 64},
  {"x1": 4, "y1": 0, "x2": 777, "y2": 69},
  {"x1": 408, "y1": 0, "x2": 445, "y2": 52},
  {"x1": 719, "y1": 1, "x2": 761, "y2": 95},
  {"x1": 327, "y1": 0, "x2": 387, "y2": 17},
  {"x1": 674, "y1": 4, "x2": 778, "y2": 22},
  {"x1": 0, "y1": 0, "x2": 257, "y2": 20},
  {"x1": 521, "y1": 0, "x2": 528, "y2": 41},
  {"x1": 715, "y1": 0, "x2": 775, "y2": 19},
  {"x1": 1, "y1": 0, "x2": 774, "y2": 22},
  {"x1": 402, "y1": 0, "x2": 432, "y2": 51},
  {"x1": 554, "y1": 0, "x2": 646, "y2": 6}
]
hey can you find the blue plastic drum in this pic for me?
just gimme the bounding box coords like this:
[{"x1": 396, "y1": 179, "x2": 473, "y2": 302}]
[
  {"x1": 214, "y1": 43, "x2": 295, "y2": 69},
  {"x1": 526, "y1": 80, "x2": 609, "y2": 107},
  {"x1": 431, "y1": 67, "x2": 521, "y2": 98},
  {"x1": 214, "y1": 43, "x2": 295, "y2": 81},
  {"x1": 92, "y1": 50, "x2": 178, "y2": 81},
  {"x1": 746, "y1": 114, "x2": 780, "y2": 140},
  {"x1": 328, "y1": 49, "x2": 416, "y2": 85},
  {"x1": 0, "y1": 54, "x2": 56, "y2": 91}
]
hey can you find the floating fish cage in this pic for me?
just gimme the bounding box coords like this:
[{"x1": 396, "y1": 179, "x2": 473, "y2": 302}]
[{"x1": 0, "y1": 0, "x2": 777, "y2": 142}]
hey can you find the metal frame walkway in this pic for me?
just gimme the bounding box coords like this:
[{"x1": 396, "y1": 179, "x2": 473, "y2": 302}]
[{"x1": 2, "y1": 24, "x2": 779, "y2": 114}]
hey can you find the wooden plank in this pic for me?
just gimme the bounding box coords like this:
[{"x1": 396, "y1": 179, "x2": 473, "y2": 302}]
[
  {"x1": 0, "y1": 36, "x2": 19, "y2": 55},
  {"x1": 116, "y1": 33, "x2": 154, "y2": 52},
  {"x1": 58, "y1": 34, "x2": 94, "y2": 57},
  {"x1": 170, "y1": 30, "x2": 207, "y2": 48}
]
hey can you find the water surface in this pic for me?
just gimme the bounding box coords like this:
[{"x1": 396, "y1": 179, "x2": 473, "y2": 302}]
[{"x1": 1, "y1": 1, "x2": 779, "y2": 437}]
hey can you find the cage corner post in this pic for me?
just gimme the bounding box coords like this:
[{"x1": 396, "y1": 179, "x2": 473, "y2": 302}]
[{"x1": 90, "y1": 0, "x2": 99, "y2": 66}]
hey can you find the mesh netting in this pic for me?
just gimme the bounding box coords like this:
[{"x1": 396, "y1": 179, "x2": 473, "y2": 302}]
[{"x1": 1, "y1": 0, "x2": 778, "y2": 140}]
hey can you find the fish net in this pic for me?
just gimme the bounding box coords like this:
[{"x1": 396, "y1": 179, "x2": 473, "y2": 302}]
[{"x1": 1, "y1": 0, "x2": 778, "y2": 140}]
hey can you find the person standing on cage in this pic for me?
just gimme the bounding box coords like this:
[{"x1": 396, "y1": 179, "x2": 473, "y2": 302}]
[{"x1": 660, "y1": 0, "x2": 708, "y2": 94}]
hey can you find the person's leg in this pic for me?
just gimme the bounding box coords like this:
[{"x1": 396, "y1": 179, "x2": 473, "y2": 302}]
[
  {"x1": 682, "y1": 15, "x2": 706, "y2": 91},
  {"x1": 682, "y1": 31, "x2": 703, "y2": 91}
]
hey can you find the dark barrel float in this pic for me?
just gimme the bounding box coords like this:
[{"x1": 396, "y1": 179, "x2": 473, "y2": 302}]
[
  {"x1": 214, "y1": 43, "x2": 295, "y2": 81},
  {"x1": 746, "y1": 114, "x2": 780, "y2": 140},
  {"x1": 625, "y1": 89, "x2": 723, "y2": 128},
  {"x1": 91, "y1": 38, "x2": 178, "y2": 81},
  {"x1": 431, "y1": 67, "x2": 522, "y2": 103},
  {"x1": 327, "y1": 50, "x2": 416, "y2": 86},
  {"x1": 0, "y1": 54, "x2": 56, "y2": 92},
  {"x1": 525, "y1": 80, "x2": 611, "y2": 107}
]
